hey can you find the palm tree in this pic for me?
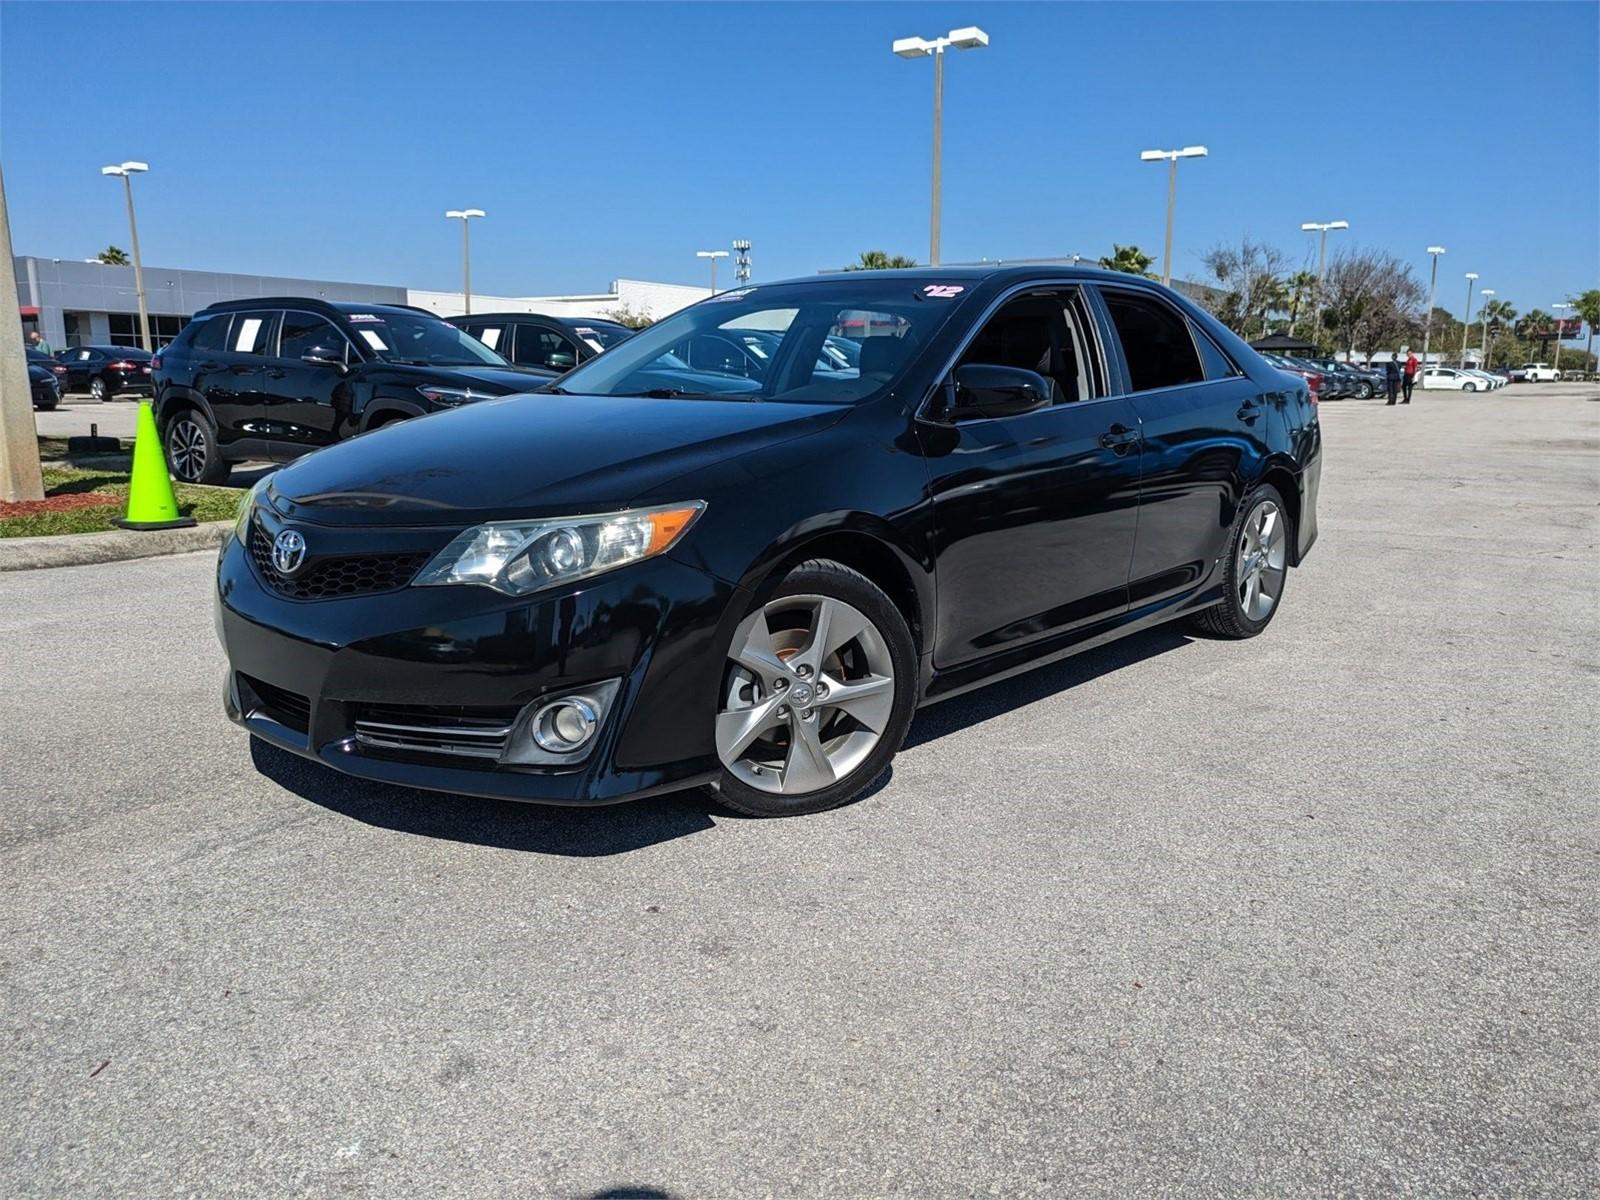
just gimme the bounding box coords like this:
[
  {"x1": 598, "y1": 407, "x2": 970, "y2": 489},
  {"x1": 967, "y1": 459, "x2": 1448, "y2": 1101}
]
[
  {"x1": 1287, "y1": 270, "x2": 1318, "y2": 327},
  {"x1": 845, "y1": 250, "x2": 918, "y2": 271},
  {"x1": 1571, "y1": 289, "x2": 1600, "y2": 371},
  {"x1": 1257, "y1": 275, "x2": 1290, "y2": 339},
  {"x1": 1479, "y1": 298, "x2": 1517, "y2": 368},
  {"x1": 95, "y1": 245, "x2": 130, "y2": 265},
  {"x1": 1098, "y1": 244, "x2": 1154, "y2": 276}
]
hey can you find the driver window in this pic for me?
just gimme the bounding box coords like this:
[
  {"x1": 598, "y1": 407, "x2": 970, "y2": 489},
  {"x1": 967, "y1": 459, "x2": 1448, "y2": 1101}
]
[{"x1": 955, "y1": 289, "x2": 1098, "y2": 403}]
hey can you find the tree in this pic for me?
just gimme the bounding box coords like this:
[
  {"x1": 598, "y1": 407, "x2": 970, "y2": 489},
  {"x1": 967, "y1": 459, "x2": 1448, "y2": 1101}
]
[
  {"x1": 845, "y1": 250, "x2": 918, "y2": 271},
  {"x1": 1286, "y1": 271, "x2": 1318, "y2": 329},
  {"x1": 1478, "y1": 298, "x2": 1518, "y2": 367},
  {"x1": 1571, "y1": 288, "x2": 1600, "y2": 368},
  {"x1": 1098, "y1": 244, "x2": 1154, "y2": 276},
  {"x1": 95, "y1": 245, "x2": 129, "y2": 265},
  {"x1": 1318, "y1": 247, "x2": 1424, "y2": 357},
  {"x1": 1199, "y1": 237, "x2": 1287, "y2": 339},
  {"x1": 603, "y1": 304, "x2": 654, "y2": 330}
]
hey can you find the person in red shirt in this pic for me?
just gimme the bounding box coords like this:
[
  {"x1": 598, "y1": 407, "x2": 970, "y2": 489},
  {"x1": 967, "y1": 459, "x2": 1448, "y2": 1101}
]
[{"x1": 1402, "y1": 351, "x2": 1420, "y2": 403}]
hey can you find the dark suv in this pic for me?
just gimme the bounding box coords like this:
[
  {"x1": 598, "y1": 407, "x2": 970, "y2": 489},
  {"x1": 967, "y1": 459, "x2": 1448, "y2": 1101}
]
[
  {"x1": 153, "y1": 299, "x2": 554, "y2": 483},
  {"x1": 447, "y1": 313, "x2": 635, "y2": 372}
]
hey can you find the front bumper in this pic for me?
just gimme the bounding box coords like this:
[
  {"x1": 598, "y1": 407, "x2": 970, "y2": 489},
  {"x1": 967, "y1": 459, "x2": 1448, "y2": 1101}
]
[{"x1": 216, "y1": 513, "x2": 741, "y2": 805}]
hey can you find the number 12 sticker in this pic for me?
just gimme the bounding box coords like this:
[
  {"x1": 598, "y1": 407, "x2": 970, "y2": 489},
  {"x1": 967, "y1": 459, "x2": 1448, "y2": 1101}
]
[{"x1": 922, "y1": 284, "x2": 965, "y2": 298}]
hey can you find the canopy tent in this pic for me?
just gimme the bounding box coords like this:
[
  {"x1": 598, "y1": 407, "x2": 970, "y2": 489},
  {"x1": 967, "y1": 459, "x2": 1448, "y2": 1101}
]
[{"x1": 1248, "y1": 333, "x2": 1318, "y2": 354}]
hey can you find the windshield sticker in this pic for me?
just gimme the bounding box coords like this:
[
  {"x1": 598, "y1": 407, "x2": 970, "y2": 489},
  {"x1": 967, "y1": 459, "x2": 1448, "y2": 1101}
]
[
  {"x1": 348, "y1": 313, "x2": 382, "y2": 322},
  {"x1": 580, "y1": 337, "x2": 605, "y2": 354},
  {"x1": 921, "y1": 284, "x2": 965, "y2": 299},
  {"x1": 479, "y1": 327, "x2": 502, "y2": 350},
  {"x1": 358, "y1": 330, "x2": 389, "y2": 350},
  {"x1": 574, "y1": 326, "x2": 596, "y2": 335},
  {"x1": 708, "y1": 288, "x2": 752, "y2": 303}
]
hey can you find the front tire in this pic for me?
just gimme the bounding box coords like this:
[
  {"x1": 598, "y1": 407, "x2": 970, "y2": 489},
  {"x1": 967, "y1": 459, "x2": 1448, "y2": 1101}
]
[
  {"x1": 1359, "y1": 382, "x2": 1374, "y2": 398},
  {"x1": 1190, "y1": 485, "x2": 1290, "y2": 640},
  {"x1": 1463, "y1": 383, "x2": 1477, "y2": 392},
  {"x1": 709, "y1": 560, "x2": 917, "y2": 817},
  {"x1": 163, "y1": 410, "x2": 230, "y2": 485}
]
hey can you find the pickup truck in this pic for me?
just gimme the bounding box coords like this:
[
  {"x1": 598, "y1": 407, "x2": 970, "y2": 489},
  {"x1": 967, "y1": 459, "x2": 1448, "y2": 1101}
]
[{"x1": 1509, "y1": 362, "x2": 1560, "y2": 382}]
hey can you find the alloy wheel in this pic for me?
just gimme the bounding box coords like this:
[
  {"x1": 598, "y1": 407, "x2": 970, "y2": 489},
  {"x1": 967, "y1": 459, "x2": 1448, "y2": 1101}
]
[
  {"x1": 167, "y1": 418, "x2": 208, "y2": 482},
  {"x1": 1236, "y1": 500, "x2": 1288, "y2": 622},
  {"x1": 716, "y1": 593, "x2": 896, "y2": 796},
  {"x1": 90, "y1": 378, "x2": 107, "y2": 402}
]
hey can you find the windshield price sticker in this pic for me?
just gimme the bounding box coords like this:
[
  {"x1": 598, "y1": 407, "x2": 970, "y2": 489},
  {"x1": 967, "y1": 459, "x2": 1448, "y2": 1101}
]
[
  {"x1": 348, "y1": 313, "x2": 382, "y2": 322},
  {"x1": 708, "y1": 288, "x2": 753, "y2": 303},
  {"x1": 921, "y1": 285, "x2": 965, "y2": 299}
]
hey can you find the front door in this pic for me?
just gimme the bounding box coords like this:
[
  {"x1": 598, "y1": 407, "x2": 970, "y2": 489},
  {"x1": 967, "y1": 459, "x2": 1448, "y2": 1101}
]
[
  {"x1": 1093, "y1": 286, "x2": 1272, "y2": 607},
  {"x1": 264, "y1": 309, "x2": 354, "y2": 456},
  {"x1": 919, "y1": 286, "x2": 1143, "y2": 668}
]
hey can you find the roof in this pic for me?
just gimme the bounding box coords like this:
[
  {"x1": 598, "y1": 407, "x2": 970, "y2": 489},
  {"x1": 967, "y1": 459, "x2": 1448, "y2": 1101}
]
[
  {"x1": 200, "y1": 297, "x2": 425, "y2": 318},
  {"x1": 1249, "y1": 334, "x2": 1318, "y2": 351},
  {"x1": 804, "y1": 264, "x2": 1145, "y2": 286}
]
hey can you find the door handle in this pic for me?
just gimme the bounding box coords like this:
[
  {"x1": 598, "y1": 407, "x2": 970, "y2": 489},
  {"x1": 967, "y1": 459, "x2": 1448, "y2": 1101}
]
[
  {"x1": 264, "y1": 367, "x2": 285, "y2": 379},
  {"x1": 1237, "y1": 398, "x2": 1260, "y2": 423},
  {"x1": 195, "y1": 360, "x2": 221, "y2": 371},
  {"x1": 1099, "y1": 423, "x2": 1140, "y2": 451}
]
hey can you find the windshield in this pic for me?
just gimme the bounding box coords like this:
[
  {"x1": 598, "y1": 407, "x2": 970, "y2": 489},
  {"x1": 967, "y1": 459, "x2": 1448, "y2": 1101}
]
[
  {"x1": 347, "y1": 310, "x2": 511, "y2": 367},
  {"x1": 549, "y1": 280, "x2": 964, "y2": 404}
]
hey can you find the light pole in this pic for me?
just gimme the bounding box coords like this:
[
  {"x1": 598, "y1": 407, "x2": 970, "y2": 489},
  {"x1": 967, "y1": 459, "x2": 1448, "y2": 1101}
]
[
  {"x1": 696, "y1": 249, "x2": 729, "y2": 294},
  {"x1": 1477, "y1": 289, "x2": 1494, "y2": 366},
  {"x1": 893, "y1": 25, "x2": 989, "y2": 266},
  {"x1": 1140, "y1": 146, "x2": 1207, "y2": 287},
  {"x1": 1459, "y1": 273, "x2": 1478, "y2": 365},
  {"x1": 1551, "y1": 302, "x2": 1572, "y2": 375},
  {"x1": 100, "y1": 161, "x2": 151, "y2": 351},
  {"x1": 1300, "y1": 220, "x2": 1349, "y2": 346},
  {"x1": 445, "y1": 209, "x2": 485, "y2": 315},
  {"x1": 733, "y1": 239, "x2": 752, "y2": 286},
  {"x1": 1421, "y1": 246, "x2": 1445, "y2": 366}
]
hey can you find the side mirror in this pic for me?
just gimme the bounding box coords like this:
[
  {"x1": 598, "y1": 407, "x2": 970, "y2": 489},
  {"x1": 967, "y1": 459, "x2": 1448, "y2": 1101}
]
[
  {"x1": 302, "y1": 347, "x2": 347, "y2": 374},
  {"x1": 948, "y1": 363, "x2": 1052, "y2": 421}
]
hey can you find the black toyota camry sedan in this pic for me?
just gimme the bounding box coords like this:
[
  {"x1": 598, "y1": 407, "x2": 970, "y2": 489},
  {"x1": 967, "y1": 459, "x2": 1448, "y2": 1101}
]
[{"x1": 218, "y1": 267, "x2": 1321, "y2": 817}]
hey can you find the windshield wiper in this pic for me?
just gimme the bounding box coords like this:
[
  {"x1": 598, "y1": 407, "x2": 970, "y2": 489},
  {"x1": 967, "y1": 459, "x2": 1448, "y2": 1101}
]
[{"x1": 628, "y1": 387, "x2": 720, "y2": 399}]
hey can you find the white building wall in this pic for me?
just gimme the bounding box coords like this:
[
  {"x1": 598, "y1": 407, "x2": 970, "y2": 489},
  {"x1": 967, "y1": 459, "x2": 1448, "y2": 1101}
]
[{"x1": 407, "y1": 278, "x2": 710, "y2": 322}]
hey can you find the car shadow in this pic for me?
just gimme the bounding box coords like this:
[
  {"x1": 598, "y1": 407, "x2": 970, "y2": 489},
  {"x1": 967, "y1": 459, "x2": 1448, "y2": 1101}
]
[{"x1": 250, "y1": 626, "x2": 1190, "y2": 856}]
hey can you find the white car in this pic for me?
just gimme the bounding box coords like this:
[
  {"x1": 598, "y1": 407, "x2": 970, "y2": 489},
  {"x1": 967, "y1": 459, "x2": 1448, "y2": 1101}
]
[
  {"x1": 1510, "y1": 362, "x2": 1560, "y2": 382},
  {"x1": 1421, "y1": 367, "x2": 1487, "y2": 391},
  {"x1": 1462, "y1": 368, "x2": 1504, "y2": 390}
]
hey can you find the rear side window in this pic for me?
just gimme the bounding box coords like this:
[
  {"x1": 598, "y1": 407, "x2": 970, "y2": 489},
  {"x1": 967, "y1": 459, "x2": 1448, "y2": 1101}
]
[
  {"x1": 1101, "y1": 291, "x2": 1205, "y2": 393},
  {"x1": 189, "y1": 315, "x2": 232, "y2": 354},
  {"x1": 1193, "y1": 328, "x2": 1240, "y2": 379},
  {"x1": 463, "y1": 323, "x2": 507, "y2": 352},
  {"x1": 229, "y1": 312, "x2": 276, "y2": 355}
]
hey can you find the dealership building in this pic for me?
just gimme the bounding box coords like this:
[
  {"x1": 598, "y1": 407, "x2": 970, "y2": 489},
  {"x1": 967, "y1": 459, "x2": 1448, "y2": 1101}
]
[{"x1": 13, "y1": 255, "x2": 710, "y2": 350}]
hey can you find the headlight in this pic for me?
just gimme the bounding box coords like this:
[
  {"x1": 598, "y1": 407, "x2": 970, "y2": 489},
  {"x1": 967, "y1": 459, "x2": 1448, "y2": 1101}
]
[
  {"x1": 417, "y1": 385, "x2": 498, "y2": 407},
  {"x1": 233, "y1": 476, "x2": 268, "y2": 543},
  {"x1": 414, "y1": 501, "x2": 705, "y2": 595}
]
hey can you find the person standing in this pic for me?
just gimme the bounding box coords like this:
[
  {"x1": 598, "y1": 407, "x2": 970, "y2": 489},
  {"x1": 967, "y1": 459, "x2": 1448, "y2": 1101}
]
[
  {"x1": 1402, "y1": 350, "x2": 1419, "y2": 404},
  {"x1": 26, "y1": 329, "x2": 51, "y2": 354},
  {"x1": 1384, "y1": 353, "x2": 1401, "y2": 405}
]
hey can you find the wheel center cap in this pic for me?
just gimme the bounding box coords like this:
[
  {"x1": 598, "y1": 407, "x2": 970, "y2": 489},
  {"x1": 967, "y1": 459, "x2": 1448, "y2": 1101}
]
[{"x1": 789, "y1": 682, "x2": 814, "y2": 707}]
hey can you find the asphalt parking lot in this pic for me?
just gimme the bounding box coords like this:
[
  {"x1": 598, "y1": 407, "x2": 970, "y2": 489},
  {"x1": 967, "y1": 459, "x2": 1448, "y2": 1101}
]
[{"x1": 3, "y1": 385, "x2": 1596, "y2": 1197}]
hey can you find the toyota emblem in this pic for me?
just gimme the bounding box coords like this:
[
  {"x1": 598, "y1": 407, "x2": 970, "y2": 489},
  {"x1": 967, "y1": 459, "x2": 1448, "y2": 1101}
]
[{"x1": 271, "y1": 529, "x2": 308, "y2": 576}]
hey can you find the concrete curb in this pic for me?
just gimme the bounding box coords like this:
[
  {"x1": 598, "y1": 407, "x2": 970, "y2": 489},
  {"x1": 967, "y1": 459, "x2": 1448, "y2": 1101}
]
[{"x1": 0, "y1": 520, "x2": 231, "y2": 571}]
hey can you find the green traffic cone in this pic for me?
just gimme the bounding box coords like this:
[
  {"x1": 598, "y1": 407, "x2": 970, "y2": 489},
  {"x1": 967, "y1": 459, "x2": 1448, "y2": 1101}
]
[{"x1": 113, "y1": 400, "x2": 197, "y2": 531}]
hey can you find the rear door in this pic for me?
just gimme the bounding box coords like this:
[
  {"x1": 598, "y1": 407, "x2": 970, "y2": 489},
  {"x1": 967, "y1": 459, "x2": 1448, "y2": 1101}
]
[
  {"x1": 458, "y1": 319, "x2": 511, "y2": 356},
  {"x1": 205, "y1": 310, "x2": 276, "y2": 448},
  {"x1": 264, "y1": 309, "x2": 357, "y2": 456},
  {"x1": 1092, "y1": 285, "x2": 1271, "y2": 608}
]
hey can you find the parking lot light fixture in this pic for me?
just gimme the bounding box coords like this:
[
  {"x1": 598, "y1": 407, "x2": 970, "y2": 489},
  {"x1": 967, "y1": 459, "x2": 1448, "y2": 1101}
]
[
  {"x1": 1300, "y1": 220, "x2": 1349, "y2": 346},
  {"x1": 1141, "y1": 145, "x2": 1207, "y2": 287},
  {"x1": 893, "y1": 24, "x2": 989, "y2": 266},
  {"x1": 1477, "y1": 289, "x2": 1494, "y2": 365},
  {"x1": 696, "y1": 249, "x2": 730, "y2": 294},
  {"x1": 1551, "y1": 302, "x2": 1572, "y2": 375},
  {"x1": 1460, "y1": 273, "x2": 1478, "y2": 365},
  {"x1": 101, "y1": 161, "x2": 152, "y2": 352},
  {"x1": 445, "y1": 209, "x2": 485, "y2": 315},
  {"x1": 1422, "y1": 246, "x2": 1446, "y2": 366}
]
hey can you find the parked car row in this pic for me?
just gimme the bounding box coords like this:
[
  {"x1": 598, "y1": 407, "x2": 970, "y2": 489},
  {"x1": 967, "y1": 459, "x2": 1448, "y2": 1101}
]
[{"x1": 1421, "y1": 366, "x2": 1506, "y2": 391}]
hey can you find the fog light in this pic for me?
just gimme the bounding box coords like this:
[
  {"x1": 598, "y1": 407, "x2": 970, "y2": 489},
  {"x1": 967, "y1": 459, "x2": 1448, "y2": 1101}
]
[
  {"x1": 502, "y1": 679, "x2": 621, "y2": 766},
  {"x1": 534, "y1": 697, "x2": 598, "y2": 752}
]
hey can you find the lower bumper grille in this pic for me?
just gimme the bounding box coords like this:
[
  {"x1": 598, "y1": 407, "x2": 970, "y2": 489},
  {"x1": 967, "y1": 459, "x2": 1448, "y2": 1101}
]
[
  {"x1": 239, "y1": 673, "x2": 311, "y2": 733},
  {"x1": 352, "y1": 703, "x2": 522, "y2": 763}
]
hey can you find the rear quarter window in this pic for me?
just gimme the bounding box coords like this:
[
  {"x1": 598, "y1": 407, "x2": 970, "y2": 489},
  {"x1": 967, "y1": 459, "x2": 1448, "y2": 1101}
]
[{"x1": 188, "y1": 315, "x2": 233, "y2": 353}]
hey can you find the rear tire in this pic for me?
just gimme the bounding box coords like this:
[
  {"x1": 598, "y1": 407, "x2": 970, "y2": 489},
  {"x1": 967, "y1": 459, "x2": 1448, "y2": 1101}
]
[
  {"x1": 1359, "y1": 382, "x2": 1373, "y2": 398},
  {"x1": 707, "y1": 559, "x2": 918, "y2": 818},
  {"x1": 163, "y1": 410, "x2": 230, "y2": 485},
  {"x1": 1190, "y1": 484, "x2": 1290, "y2": 640},
  {"x1": 89, "y1": 376, "x2": 109, "y2": 402}
]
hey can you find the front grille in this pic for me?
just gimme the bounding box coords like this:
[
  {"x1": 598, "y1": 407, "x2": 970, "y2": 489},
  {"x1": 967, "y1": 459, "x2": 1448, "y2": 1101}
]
[
  {"x1": 240, "y1": 673, "x2": 311, "y2": 733},
  {"x1": 352, "y1": 703, "x2": 523, "y2": 764},
  {"x1": 248, "y1": 522, "x2": 429, "y2": 601}
]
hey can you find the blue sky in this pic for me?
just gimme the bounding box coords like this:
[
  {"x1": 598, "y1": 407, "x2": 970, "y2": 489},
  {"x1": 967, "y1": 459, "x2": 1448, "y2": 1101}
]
[{"x1": 2, "y1": 2, "x2": 1595, "y2": 320}]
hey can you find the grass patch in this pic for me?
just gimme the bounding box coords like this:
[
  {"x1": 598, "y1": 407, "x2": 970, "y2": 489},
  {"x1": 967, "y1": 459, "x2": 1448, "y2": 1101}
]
[{"x1": 0, "y1": 466, "x2": 243, "y2": 538}]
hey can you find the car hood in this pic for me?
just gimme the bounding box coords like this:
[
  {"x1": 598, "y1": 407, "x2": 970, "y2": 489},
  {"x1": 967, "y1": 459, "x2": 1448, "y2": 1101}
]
[
  {"x1": 267, "y1": 392, "x2": 848, "y2": 526},
  {"x1": 376, "y1": 362, "x2": 556, "y2": 391}
]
